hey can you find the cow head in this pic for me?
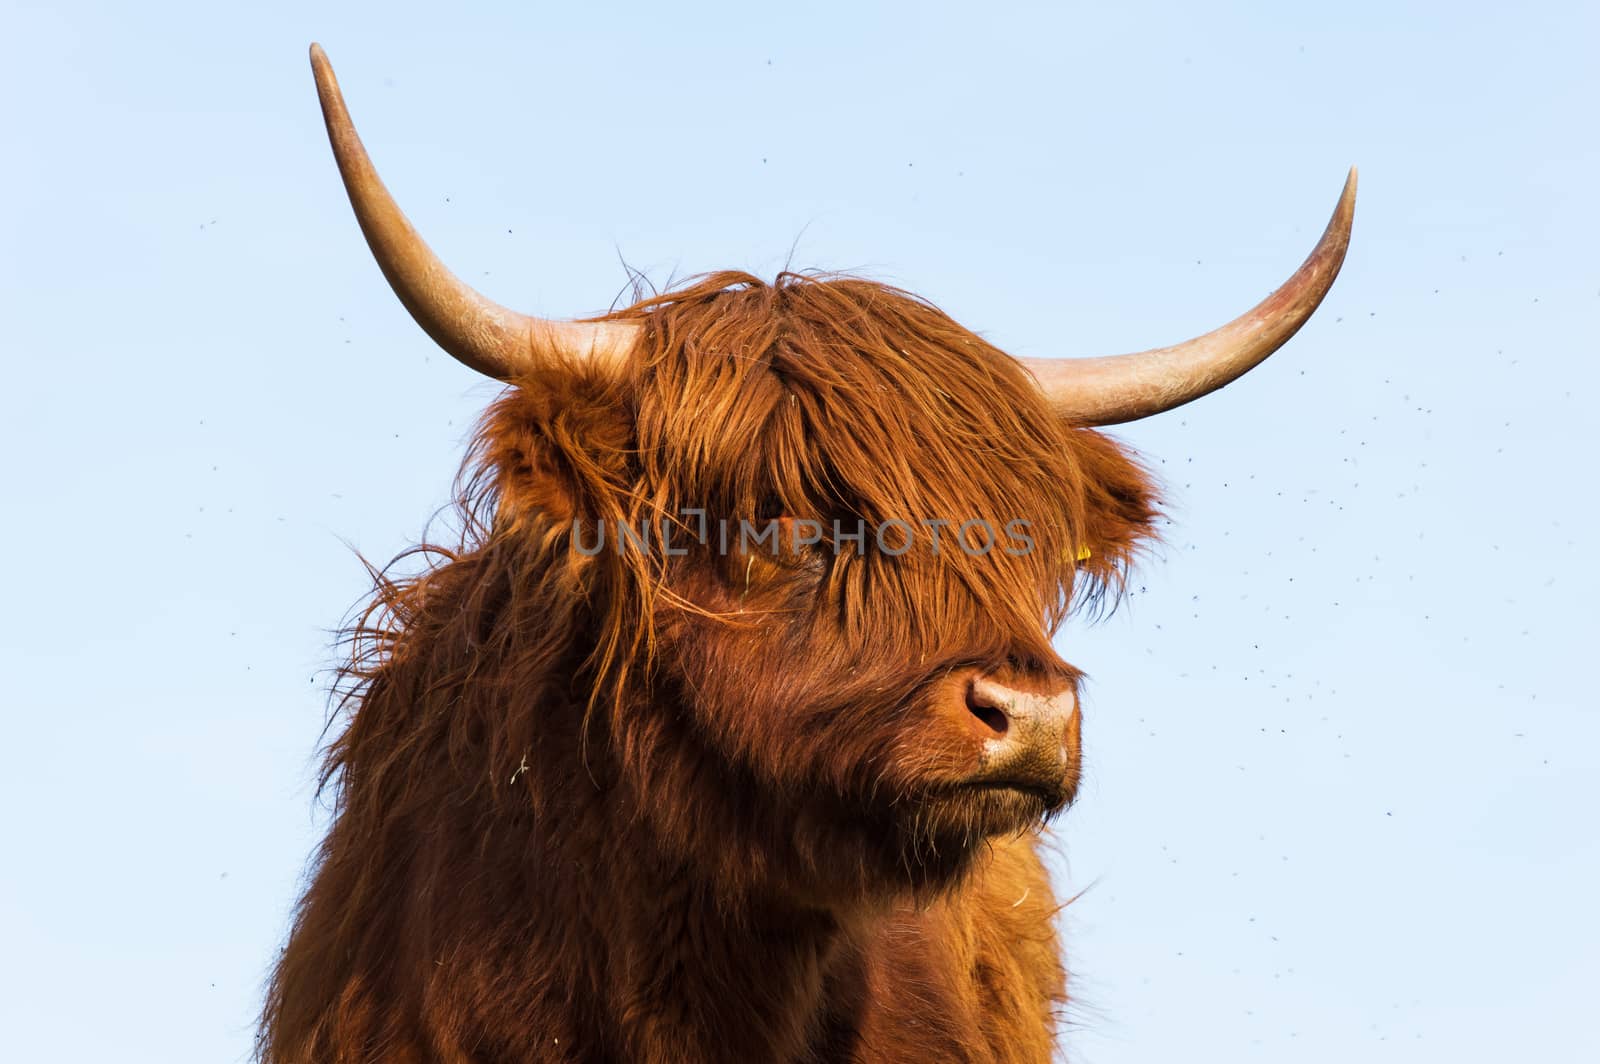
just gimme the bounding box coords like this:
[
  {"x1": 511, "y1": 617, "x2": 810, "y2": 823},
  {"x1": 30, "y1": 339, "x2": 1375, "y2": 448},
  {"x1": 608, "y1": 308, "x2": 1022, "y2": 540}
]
[{"x1": 310, "y1": 46, "x2": 1353, "y2": 906}]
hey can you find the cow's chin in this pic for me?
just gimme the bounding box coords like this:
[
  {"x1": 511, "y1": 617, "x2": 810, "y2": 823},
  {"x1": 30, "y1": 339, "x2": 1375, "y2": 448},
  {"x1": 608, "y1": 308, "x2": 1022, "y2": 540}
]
[
  {"x1": 920, "y1": 782, "x2": 1067, "y2": 837},
  {"x1": 811, "y1": 779, "x2": 1069, "y2": 900},
  {"x1": 896, "y1": 783, "x2": 1064, "y2": 862}
]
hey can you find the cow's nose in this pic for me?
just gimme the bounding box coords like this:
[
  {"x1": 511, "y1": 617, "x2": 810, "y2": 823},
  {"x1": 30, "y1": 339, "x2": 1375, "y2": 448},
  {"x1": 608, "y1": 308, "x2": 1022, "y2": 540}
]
[{"x1": 963, "y1": 675, "x2": 1078, "y2": 799}]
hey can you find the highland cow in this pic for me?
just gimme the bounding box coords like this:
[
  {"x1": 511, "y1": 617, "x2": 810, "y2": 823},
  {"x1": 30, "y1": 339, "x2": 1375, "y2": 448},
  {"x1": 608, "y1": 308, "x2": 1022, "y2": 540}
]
[{"x1": 260, "y1": 44, "x2": 1355, "y2": 1063}]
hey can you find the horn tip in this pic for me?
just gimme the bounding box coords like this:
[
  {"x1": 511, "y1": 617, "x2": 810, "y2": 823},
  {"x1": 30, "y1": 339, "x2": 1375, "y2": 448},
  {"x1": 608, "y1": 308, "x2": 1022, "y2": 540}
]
[
  {"x1": 309, "y1": 43, "x2": 334, "y2": 81},
  {"x1": 1340, "y1": 166, "x2": 1359, "y2": 213},
  {"x1": 309, "y1": 43, "x2": 344, "y2": 115},
  {"x1": 1323, "y1": 166, "x2": 1358, "y2": 247}
]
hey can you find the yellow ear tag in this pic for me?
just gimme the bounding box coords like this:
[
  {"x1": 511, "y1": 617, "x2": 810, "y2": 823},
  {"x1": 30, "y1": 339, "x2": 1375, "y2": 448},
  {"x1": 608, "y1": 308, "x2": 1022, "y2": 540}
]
[{"x1": 1073, "y1": 544, "x2": 1093, "y2": 563}]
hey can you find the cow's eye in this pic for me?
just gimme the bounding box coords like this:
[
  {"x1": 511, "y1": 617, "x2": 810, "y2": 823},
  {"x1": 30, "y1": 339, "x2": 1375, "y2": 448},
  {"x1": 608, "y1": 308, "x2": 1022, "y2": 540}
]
[
  {"x1": 724, "y1": 511, "x2": 828, "y2": 588},
  {"x1": 770, "y1": 516, "x2": 824, "y2": 561}
]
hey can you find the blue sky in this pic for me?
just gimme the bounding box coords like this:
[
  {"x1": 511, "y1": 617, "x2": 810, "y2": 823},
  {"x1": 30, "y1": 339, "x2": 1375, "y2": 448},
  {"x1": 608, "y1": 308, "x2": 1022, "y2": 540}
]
[{"x1": 2, "y1": 2, "x2": 1596, "y2": 1060}]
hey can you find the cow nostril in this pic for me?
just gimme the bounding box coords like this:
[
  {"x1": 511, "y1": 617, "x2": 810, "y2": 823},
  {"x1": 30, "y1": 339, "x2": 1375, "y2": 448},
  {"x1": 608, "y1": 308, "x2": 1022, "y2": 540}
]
[{"x1": 965, "y1": 685, "x2": 1009, "y2": 737}]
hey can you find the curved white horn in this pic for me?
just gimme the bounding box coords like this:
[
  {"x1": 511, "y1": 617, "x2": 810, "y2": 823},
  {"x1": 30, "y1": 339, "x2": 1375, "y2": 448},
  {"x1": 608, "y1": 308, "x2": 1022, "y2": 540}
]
[
  {"x1": 1022, "y1": 168, "x2": 1357, "y2": 426},
  {"x1": 309, "y1": 44, "x2": 638, "y2": 380}
]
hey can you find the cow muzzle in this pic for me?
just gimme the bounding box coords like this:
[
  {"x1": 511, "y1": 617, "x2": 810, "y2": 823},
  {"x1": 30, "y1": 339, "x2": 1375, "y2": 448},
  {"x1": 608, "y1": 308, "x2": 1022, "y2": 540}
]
[{"x1": 959, "y1": 674, "x2": 1080, "y2": 807}]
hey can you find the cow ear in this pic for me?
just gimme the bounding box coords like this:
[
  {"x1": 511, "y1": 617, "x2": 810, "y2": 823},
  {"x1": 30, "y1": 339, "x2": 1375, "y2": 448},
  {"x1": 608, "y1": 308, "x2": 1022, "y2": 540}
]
[
  {"x1": 475, "y1": 367, "x2": 636, "y2": 532},
  {"x1": 1069, "y1": 429, "x2": 1162, "y2": 581}
]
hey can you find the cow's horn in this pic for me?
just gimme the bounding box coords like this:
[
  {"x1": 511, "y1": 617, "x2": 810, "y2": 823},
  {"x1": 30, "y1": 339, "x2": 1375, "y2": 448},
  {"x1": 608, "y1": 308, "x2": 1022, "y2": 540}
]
[
  {"x1": 309, "y1": 44, "x2": 638, "y2": 380},
  {"x1": 1021, "y1": 168, "x2": 1356, "y2": 426}
]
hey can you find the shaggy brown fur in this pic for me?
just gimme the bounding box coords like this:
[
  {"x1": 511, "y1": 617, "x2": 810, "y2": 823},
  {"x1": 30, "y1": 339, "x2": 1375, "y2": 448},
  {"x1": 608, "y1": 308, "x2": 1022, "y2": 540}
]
[{"x1": 260, "y1": 272, "x2": 1160, "y2": 1062}]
